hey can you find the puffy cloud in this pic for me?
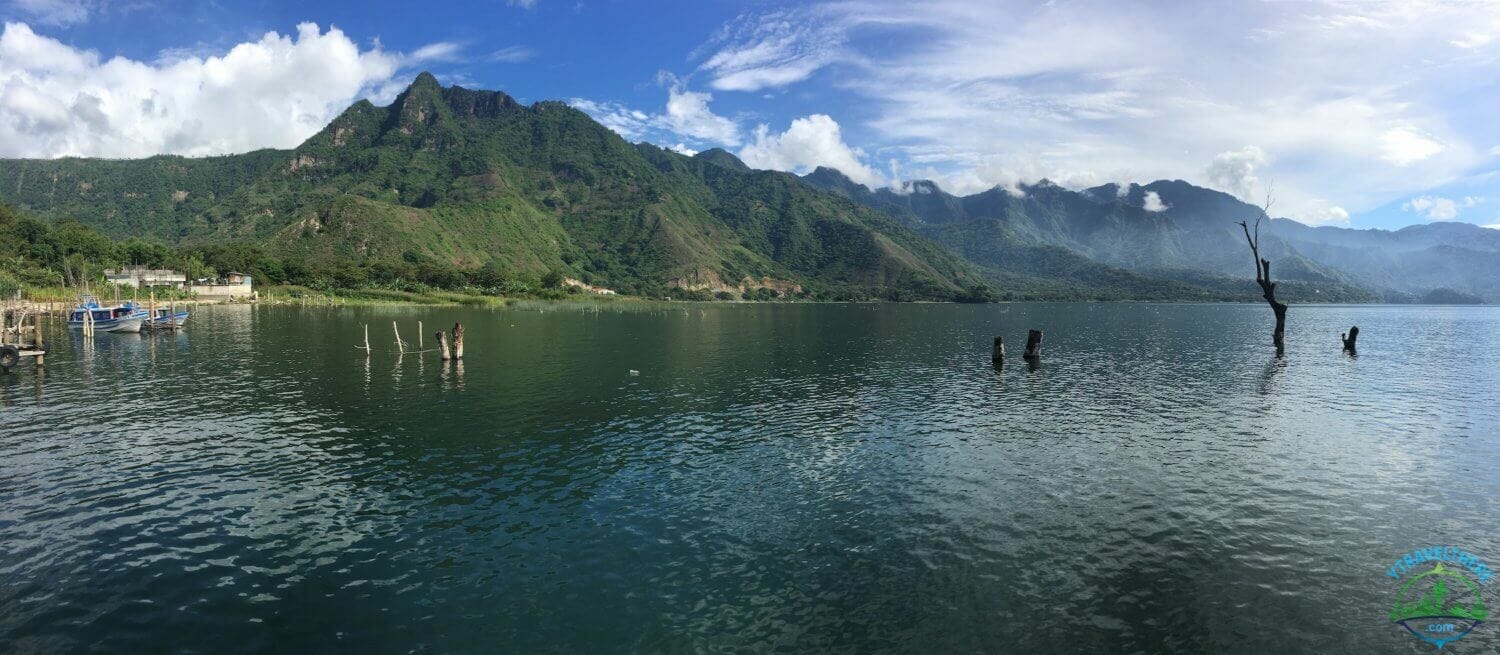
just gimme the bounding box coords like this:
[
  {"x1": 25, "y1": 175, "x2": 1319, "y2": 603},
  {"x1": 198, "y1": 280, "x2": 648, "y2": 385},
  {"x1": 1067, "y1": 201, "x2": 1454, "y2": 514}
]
[
  {"x1": 1379, "y1": 127, "x2": 1444, "y2": 166},
  {"x1": 1484, "y1": 224, "x2": 1500, "y2": 230},
  {"x1": 1403, "y1": 196, "x2": 1459, "y2": 220},
  {"x1": 1142, "y1": 190, "x2": 1167, "y2": 212},
  {"x1": 0, "y1": 21, "x2": 457, "y2": 158},
  {"x1": 570, "y1": 77, "x2": 741, "y2": 148},
  {"x1": 738, "y1": 114, "x2": 883, "y2": 188},
  {"x1": 660, "y1": 79, "x2": 740, "y2": 145},
  {"x1": 1206, "y1": 146, "x2": 1268, "y2": 202},
  {"x1": 1298, "y1": 204, "x2": 1350, "y2": 225}
]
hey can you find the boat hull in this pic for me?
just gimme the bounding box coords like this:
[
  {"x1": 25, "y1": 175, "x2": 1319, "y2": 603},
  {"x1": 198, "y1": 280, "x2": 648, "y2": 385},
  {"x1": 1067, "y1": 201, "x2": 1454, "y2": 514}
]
[
  {"x1": 147, "y1": 312, "x2": 189, "y2": 328},
  {"x1": 105, "y1": 317, "x2": 145, "y2": 333}
]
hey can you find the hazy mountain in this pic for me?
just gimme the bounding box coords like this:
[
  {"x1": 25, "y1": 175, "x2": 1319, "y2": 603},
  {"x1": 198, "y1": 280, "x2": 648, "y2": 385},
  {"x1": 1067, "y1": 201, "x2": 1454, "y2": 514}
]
[
  {"x1": 804, "y1": 169, "x2": 1495, "y2": 303},
  {"x1": 0, "y1": 73, "x2": 985, "y2": 300}
]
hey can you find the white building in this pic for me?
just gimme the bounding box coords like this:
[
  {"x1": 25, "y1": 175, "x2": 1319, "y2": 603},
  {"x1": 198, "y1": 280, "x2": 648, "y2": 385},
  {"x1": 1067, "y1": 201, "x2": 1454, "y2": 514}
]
[
  {"x1": 105, "y1": 266, "x2": 187, "y2": 289},
  {"x1": 187, "y1": 272, "x2": 255, "y2": 300}
]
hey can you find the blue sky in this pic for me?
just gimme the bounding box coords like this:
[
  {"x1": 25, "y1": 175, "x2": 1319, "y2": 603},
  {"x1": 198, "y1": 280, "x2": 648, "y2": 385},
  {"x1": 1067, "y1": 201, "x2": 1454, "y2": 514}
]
[{"x1": 2, "y1": 0, "x2": 1498, "y2": 230}]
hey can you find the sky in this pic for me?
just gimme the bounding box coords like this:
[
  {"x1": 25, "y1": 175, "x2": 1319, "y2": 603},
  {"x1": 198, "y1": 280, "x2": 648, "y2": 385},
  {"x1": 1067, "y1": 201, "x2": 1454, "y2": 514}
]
[{"x1": 1, "y1": 0, "x2": 1498, "y2": 230}]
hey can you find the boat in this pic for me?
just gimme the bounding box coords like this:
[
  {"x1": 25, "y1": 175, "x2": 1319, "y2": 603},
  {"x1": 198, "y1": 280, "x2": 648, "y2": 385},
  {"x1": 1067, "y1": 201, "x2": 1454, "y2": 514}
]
[
  {"x1": 147, "y1": 307, "x2": 189, "y2": 329},
  {"x1": 67, "y1": 298, "x2": 148, "y2": 333}
]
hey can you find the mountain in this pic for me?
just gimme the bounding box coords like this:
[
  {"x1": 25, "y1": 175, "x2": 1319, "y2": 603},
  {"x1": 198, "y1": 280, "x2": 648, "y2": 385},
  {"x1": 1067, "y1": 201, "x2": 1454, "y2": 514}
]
[
  {"x1": 804, "y1": 169, "x2": 1497, "y2": 303},
  {"x1": 0, "y1": 73, "x2": 984, "y2": 301}
]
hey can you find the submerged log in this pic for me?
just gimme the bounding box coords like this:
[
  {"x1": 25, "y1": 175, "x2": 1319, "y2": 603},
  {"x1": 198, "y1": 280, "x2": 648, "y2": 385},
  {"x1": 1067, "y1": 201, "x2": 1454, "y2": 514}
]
[
  {"x1": 452, "y1": 322, "x2": 464, "y2": 359},
  {"x1": 992, "y1": 336, "x2": 1005, "y2": 363},
  {"x1": 436, "y1": 331, "x2": 451, "y2": 361},
  {"x1": 1023, "y1": 330, "x2": 1043, "y2": 359},
  {"x1": 1341, "y1": 326, "x2": 1359, "y2": 352}
]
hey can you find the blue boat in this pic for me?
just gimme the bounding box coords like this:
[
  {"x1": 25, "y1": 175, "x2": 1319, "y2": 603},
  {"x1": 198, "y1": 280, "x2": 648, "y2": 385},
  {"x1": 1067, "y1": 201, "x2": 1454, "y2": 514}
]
[
  {"x1": 67, "y1": 298, "x2": 148, "y2": 333},
  {"x1": 147, "y1": 307, "x2": 189, "y2": 329}
]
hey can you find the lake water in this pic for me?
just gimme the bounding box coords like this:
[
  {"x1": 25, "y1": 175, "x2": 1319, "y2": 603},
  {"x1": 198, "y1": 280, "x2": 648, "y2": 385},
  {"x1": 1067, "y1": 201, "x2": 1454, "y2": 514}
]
[{"x1": 2, "y1": 302, "x2": 1497, "y2": 653}]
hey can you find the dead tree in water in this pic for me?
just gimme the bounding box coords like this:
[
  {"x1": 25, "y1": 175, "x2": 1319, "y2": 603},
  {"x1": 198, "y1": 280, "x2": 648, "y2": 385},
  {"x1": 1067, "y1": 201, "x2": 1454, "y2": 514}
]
[{"x1": 1237, "y1": 196, "x2": 1288, "y2": 353}]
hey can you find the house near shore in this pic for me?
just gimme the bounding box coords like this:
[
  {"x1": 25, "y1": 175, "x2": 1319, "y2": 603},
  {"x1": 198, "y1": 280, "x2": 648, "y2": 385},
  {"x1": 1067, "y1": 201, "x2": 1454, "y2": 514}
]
[
  {"x1": 105, "y1": 266, "x2": 255, "y2": 300},
  {"x1": 187, "y1": 272, "x2": 255, "y2": 300},
  {"x1": 105, "y1": 266, "x2": 187, "y2": 289}
]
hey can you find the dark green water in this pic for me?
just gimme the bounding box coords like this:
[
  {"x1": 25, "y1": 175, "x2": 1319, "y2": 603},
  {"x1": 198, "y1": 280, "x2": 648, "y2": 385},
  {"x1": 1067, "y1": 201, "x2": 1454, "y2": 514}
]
[{"x1": 2, "y1": 302, "x2": 1497, "y2": 653}]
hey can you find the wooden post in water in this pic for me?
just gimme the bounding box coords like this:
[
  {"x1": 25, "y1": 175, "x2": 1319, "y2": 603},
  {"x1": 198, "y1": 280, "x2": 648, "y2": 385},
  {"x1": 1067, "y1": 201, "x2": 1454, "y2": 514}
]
[
  {"x1": 362, "y1": 323, "x2": 371, "y2": 353},
  {"x1": 149, "y1": 292, "x2": 156, "y2": 332},
  {"x1": 991, "y1": 336, "x2": 1005, "y2": 364},
  {"x1": 451, "y1": 323, "x2": 464, "y2": 359},
  {"x1": 1341, "y1": 326, "x2": 1359, "y2": 353},
  {"x1": 393, "y1": 321, "x2": 404, "y2": 354},
  {"x1": 436, "y1": 330, "x2": 451, "y2": 361},
  {"x1": 1023, "y1": 330, "x2": 1043, "y2": 359},
  {"x1": 418, "y1": 321, "x2": 424, "y2": 350},
  {"x1": 33, "y1": 313, "x2": 43, "y2": 367}
]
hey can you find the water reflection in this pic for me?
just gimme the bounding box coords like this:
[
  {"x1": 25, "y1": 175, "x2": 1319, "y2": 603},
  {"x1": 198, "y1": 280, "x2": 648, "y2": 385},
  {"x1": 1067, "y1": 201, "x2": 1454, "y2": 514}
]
[{"x1": 0, "y1": 303, "x2": 1496, "y2": 653}]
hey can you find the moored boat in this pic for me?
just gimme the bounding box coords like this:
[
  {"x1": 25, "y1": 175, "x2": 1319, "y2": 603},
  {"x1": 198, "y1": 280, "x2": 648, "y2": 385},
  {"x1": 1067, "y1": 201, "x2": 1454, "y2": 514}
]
[
  {"x1": 67, "y1": 298, "x2": 149, "y2": 333},
  {"x1": 147, "y1": 308, "x2": 189, "y2": 328}
]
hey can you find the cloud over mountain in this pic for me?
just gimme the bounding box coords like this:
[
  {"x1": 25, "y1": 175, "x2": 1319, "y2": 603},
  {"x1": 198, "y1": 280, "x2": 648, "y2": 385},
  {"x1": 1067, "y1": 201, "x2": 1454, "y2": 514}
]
[{"x1": 0, "y1": 21, "x2": 453, "y2": 158}]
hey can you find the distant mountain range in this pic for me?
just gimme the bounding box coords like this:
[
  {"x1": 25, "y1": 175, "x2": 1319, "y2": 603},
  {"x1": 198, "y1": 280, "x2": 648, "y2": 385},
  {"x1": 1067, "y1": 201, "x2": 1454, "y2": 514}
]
[
  {"x1": 1, "y1": 73, "x2": 1494, "y2": 303},
  {"x1": 802, "y1": 166, "x2": 1499, "y2": 303}
]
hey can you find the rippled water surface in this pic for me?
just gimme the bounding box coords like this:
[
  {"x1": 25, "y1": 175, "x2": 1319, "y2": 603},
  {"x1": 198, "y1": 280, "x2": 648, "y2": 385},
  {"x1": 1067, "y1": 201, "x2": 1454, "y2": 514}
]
[{"x1": 2, "y1": 303, "x2": 1498, "y2": 653}]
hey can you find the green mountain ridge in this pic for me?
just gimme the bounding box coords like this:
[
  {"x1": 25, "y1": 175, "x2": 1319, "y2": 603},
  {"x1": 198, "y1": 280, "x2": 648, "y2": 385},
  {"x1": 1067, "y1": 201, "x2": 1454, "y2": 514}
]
[
  {"x1": 4, "y1": 73, "x2": 1492, "y2": 303},
  {"x1": 1, "y1": 73, "x2": 981, "y2": 300}
]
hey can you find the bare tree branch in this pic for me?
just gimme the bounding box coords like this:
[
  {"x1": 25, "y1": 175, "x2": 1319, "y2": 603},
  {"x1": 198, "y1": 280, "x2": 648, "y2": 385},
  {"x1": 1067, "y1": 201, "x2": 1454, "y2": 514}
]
[{"x1": 1236, "y1": 189, "x2": 1287, "y2": 352}]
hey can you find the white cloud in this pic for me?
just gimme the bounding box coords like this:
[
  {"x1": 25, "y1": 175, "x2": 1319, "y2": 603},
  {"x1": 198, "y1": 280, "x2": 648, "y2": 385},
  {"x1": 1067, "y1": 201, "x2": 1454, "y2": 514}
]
[
  {"x1": 570, "y1": 77, "x2": 741, "y2": 148},
  {"x1": 487, "y1": 45, "x2": 535, "y2": 63},
  {"x1": 695, "y1": 8, "x2": 845, "y2": 92},
  {"x1": 660, "y1": 78, "x2": 740, "y2": 145},
  {"x1": 694, "y1": 1, "x2": 1496, "y2": 220},
  {"x1": 1206, "y1": 146, "x2": 1268, "y2": 202},
  {"x1": 410, "y1": 41, "x2": 463, "y2": 63},
  {"x1": 1142, "y1": 190, "x2": 1167, "y2": 212},
  {"x1": 738, "y1": 114, "x2": 884, "y2": 188},
  {"x1": 1484, "y1": 224, "x2": 1500, "y2": 230},
  {"x1": 1403, "y1": 195, "x2": 1460, "y2": 221},
  {"x1": 507, "y1": 0, "x2": 537, "y2": 8},
  {"x1": 0, "y1": 21, "x2": 458, "y2": 158},
  {"x1": 1298, "y1": 204, "x2": 1350, "y2": 226},
  {"x1": 11, "y1": 0, "x2": 88, "y2": 26},
  {"x1": 1490, "y1": 145, "x2": 1500, "y2": 156},
  {"x1": 668, "y1": 143, "x2": 697, "y2": 156},
  {"x1": 1379, "y1": 127, "x2": 1444, "y2": 166}
]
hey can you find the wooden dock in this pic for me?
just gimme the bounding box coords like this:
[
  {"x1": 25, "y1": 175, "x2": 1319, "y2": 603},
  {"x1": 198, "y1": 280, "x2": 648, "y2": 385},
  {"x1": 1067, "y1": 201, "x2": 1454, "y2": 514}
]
[{"x1": 0, "y1": 305, "x2": 47, "y2": 372}]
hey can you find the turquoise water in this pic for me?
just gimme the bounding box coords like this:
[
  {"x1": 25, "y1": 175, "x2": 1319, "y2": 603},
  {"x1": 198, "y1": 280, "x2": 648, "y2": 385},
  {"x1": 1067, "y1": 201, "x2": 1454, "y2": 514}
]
[{"x1": 2, "y1": 303, "x2": 1498, "y2": 652}]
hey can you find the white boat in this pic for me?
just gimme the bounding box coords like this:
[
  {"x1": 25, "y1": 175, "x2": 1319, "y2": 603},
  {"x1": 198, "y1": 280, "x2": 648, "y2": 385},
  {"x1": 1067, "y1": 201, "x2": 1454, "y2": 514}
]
[{"x1": 67, "y1": 298, "x2": 148, "y2": 333}]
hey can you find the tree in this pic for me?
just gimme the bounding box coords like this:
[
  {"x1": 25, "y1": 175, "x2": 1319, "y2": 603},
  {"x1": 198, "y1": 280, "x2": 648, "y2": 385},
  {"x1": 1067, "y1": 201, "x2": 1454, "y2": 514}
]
[
  {"x1": 540, "y1": 269, "x2": 565, "y2": 289},
  {"x1": 1237, "y1": 193, "x2": 1288, "y2": 353}
]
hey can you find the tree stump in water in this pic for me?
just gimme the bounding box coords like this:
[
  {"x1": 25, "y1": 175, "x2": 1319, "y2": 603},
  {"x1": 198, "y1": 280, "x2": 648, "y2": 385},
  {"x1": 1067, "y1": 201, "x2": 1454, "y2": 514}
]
[
  {"x1": 451, "y1": 323, "x2": 464, "y2": 360},
  {"x1": 1341, "y1": 326, "x2": 1359, "y2": 353},
  {"x1": 992, "y1": 336, "x2": 1005, "y2": 364},
  {"x1": 436, "y1": 331, "x2": 451, "y2": 361},
  {"x1": 1023, "y1": 330, "x2": 1043, "y2": 359}
]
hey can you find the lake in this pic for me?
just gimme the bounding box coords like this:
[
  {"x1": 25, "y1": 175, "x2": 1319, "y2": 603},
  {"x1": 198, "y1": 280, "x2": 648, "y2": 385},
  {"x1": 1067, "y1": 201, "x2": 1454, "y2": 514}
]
[{"x1": 2, "y1": 302, "x2": 1497, "y2": 653}]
